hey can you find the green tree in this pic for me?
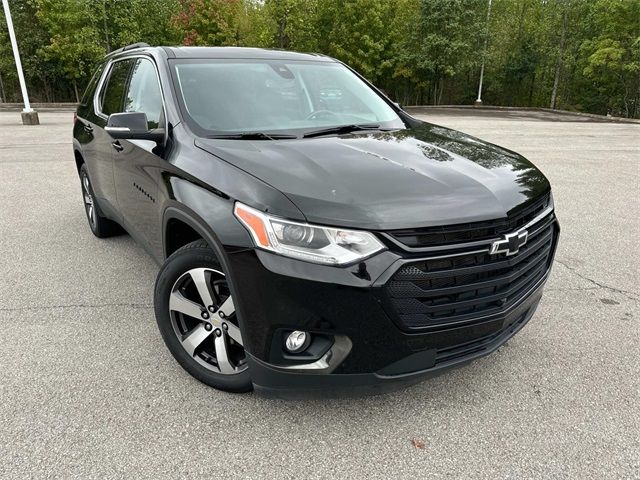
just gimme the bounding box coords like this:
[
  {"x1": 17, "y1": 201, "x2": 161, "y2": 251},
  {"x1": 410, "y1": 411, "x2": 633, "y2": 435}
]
[
  {"x1": 172, "y1": 0, "x2": 245, "y2": 46},
  {"x1": 395, "y1": 0, "x2": 485, "y2": 105},
  {"x1": 249, "y1": 0, "x2": 319, "y2": 50},
  {"x1": 315, "y1": 0, "x2": 399, "y2": 86},
  {"x1": 0, "y1": 0, "x2": 638, "y2": 117},
  {"x1": 580, "y1": 0, "x2": 640, "y2": 117},
  {"x1": 35, "y1": 0, "x2": 105, "y2": 102},
  {"x1": 0, "y1": 0, "x2": 56, "y2": 102}
]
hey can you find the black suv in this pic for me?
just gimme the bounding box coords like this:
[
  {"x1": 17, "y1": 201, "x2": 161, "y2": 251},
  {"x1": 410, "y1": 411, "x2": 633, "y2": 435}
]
[{"x1": 73, "y1": 44, "x2": 558, "y2": 397}]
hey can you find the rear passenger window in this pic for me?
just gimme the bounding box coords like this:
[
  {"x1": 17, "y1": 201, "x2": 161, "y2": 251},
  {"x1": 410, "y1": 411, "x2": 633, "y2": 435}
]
[
  {"x1": 81, "y1": 63, "x2": 105, "y2": 106},
  {"x1": 101, "y1": 59, "x2": 134, "y2": 116}
]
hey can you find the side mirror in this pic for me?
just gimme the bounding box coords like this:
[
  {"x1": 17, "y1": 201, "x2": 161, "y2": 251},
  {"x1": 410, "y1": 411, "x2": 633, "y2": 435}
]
[{"x1": 105, "y1": 112, "x2": 164, "y2": 143}]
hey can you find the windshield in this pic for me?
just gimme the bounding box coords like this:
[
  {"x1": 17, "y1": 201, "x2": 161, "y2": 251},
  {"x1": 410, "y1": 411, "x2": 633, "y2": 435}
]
[{"x1": 170, "y1": 59, "x2": 405, "y2": 137}]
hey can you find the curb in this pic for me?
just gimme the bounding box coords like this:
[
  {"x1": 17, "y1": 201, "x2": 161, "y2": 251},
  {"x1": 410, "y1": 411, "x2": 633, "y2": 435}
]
[
  {"x1": 0, "y1": 102, "x2": 78, "y2": 112},
  {"x1": 404, "y1": 105, "x2": 640, "y2": 124},
  {"x1": 1, "y1": 103, "x2": 638, "y2": 124}
]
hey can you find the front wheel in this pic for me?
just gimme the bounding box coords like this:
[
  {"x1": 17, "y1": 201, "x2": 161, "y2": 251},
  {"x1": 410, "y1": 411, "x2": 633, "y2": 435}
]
[{"x1": 154, "y1": 240, "x2": 251, "y2": 393}]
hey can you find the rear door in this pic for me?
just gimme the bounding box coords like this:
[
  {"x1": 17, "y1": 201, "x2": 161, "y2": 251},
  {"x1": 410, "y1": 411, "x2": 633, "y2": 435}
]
[
  {"x1": 89, "y1": 59, "x2": 135, "y2": 214},
  {"x1": 112, "y1": 57, "x2": 166, "y2": 256}
]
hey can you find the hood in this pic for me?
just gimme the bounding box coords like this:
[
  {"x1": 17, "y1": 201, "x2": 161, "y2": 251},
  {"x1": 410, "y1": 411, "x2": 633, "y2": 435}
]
[{"x1": 195, "y1": 123, "x2": 550, "y2": 230}]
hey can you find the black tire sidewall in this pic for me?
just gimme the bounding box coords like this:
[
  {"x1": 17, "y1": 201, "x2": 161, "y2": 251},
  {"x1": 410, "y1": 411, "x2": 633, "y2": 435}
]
[
  {"x1": 79, "y1": 164, "x2": 99, "y2": 235},
  {"x1": 154, "y1": 242, "x2": 252, "y2": 393},
  {"x1": 79, "y1": 164, "x2": 121, "y2": 238}
]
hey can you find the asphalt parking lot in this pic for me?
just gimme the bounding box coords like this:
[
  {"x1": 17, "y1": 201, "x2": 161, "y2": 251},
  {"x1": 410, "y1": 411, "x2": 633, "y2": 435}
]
[{"x1": 0, "y1": 108, "x2": 638, "y2": 479}]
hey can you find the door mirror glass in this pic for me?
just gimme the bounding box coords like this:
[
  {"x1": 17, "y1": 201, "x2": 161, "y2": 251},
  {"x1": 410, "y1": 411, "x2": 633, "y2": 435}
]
[{"x1": 106, "y1": 112, "x2": 164, "y2": 143}]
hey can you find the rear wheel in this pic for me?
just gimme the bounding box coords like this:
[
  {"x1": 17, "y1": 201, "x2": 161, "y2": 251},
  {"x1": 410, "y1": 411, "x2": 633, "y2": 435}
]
[
  {"x1": 79, "y1": 163, "x2": 122, "y2": 238},
  {"x1": 154, "y1": 240, "x2": 251, "y2": 393}
]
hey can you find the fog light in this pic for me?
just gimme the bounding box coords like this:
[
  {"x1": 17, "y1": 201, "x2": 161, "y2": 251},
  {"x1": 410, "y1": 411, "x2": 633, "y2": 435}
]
[{"x1": 285, "y1": 331, "x2": 310, "y2": 353}]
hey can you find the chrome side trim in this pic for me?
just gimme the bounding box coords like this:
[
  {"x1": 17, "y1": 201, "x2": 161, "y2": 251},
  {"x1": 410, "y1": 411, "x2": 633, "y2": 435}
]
[
  {"x1": 104, "y1": 126, "x2": 131, "y2": 133},
  {"x1": 521, "y1": 206, "x2": 554, "y2": 232},
  {"x1": 382, "y1": 206, "x2": 554, "y2": 254},
  {"x1": 381, "y1": 232, "x2": 496, "y2": 254},
  {"x1": 526, "y1": 217, "x2": 555, "y2": 240}
]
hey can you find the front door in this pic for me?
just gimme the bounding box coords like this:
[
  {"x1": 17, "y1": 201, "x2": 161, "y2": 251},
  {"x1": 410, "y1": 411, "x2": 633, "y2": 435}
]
[{"x1": 112, "y1": 57, "x2": 166, "y2": 257}]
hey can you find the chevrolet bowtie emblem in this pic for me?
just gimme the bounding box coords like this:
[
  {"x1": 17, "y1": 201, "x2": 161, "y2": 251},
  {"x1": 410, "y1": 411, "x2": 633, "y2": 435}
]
[{"x1": 489, "y1": 230, "x2": 528, "y2": 256}]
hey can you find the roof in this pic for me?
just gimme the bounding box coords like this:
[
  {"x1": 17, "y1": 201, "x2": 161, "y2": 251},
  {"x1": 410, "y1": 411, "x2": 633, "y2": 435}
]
[
  {"x1": 162, "y1": 46, "x2": 334, "y2": 61},
  {"x1": 106, "y1": 44, "x2": 334, "y2": 62}
]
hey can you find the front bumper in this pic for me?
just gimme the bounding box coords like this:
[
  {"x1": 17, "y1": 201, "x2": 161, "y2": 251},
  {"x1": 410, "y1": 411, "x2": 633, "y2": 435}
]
[
  {"x1": 225, "y1": 216, "x2": 557, "y2": 398},
  {"x1": 248, "y1": 288, "x2": 542, "y2": 398}
]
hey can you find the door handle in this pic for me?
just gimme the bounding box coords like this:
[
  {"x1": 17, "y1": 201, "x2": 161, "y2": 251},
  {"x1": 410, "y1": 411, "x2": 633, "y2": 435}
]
[
  {"x1": 111, "y1": 141, "x2": 124, "y2": 152},
  {"x1": 84, "y1": 124, "x2": 93, "y2": 133}
]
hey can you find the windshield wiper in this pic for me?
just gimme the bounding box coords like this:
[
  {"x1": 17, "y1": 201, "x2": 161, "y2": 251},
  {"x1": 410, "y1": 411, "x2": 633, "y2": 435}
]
[
  {"x1": 206, "y1": 132, "x2": 297, "y2": 140},
  {"x1": 303, "y1": 123, "x2": 382, "y2": 138}
]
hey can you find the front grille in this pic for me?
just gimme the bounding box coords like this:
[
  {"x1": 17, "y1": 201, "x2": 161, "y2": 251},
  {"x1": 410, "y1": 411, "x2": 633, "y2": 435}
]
[
  {"x1": 383, "y1": 211, "x2": 557, "y2": 330},
  {"x1": 388, "y1": 193, "x2": 551, "y2": 249}
]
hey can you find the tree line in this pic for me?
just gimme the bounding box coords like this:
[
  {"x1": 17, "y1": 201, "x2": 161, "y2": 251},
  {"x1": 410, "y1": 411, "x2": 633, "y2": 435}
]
[{"x1": 1, "y1": 0, "x2": 638, "y2": 118}]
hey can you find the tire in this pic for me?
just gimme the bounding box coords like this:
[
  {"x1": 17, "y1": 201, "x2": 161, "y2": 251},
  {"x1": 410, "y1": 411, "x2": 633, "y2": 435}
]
[
  {"x1": 154, "y1": 240, "x2": 252, "y2": 393},
  {"x1": 79, "y1": 163, "x2": 122, "y2": 238}
]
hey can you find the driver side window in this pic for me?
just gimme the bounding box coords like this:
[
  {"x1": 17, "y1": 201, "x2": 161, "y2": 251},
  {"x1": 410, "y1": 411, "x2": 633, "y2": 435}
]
[{"x1": 124, "y1": 58, "x2": 164, "y2": 130}]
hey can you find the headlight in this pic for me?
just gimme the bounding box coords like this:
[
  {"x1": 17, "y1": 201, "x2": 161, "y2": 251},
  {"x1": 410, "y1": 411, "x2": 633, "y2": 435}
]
[{"x1": 234, "y1": 202, "x2": 386, "y2": 265}]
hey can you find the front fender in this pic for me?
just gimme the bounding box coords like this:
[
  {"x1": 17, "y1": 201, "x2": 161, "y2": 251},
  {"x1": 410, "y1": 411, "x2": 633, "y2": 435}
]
[{"x1": 162, "y1": 178, "x2": 254, "y2": 257}]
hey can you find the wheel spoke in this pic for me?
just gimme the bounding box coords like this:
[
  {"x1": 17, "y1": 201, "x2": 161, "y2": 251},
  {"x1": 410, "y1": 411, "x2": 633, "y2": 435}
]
[
  {"x1": 170, "y1": 290, "x2": 203, "y2": 319},
  {"x1": 214, "y1": 333, "x2": 235, "y2": 374},
  {"x1": 216, "y1": 296, "x2": 235, "y2": 318},
  {"x1": 181, "y1": 323, "x2": 212, "y2": 357},
  {"x1": 168, "y1": 266, "x2": 247, "y2": 376},
  {"x1": 224, "y1": 322, "x2": 243, "y2": 346},
  {"x1": 189, "y1": 268, "x2": 215, "y2": 309},
  {"x1": 213, "y1": 296, "x2": 241, "y2": 344}
]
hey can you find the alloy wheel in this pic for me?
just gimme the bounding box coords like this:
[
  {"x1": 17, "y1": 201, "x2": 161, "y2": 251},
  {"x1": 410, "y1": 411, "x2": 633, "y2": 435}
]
[
  {"x1": 81, "y1": 173, "x2": 96, "y2": 228},
  {"x1": 169, "y1": 267, "x2": 247, "y2": 375}
]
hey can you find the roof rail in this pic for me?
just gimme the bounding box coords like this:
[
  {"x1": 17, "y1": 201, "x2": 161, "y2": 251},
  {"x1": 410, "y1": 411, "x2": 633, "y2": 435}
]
[{"x1": 107, "y1": 42, "x2": 150, "y2": 56}]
